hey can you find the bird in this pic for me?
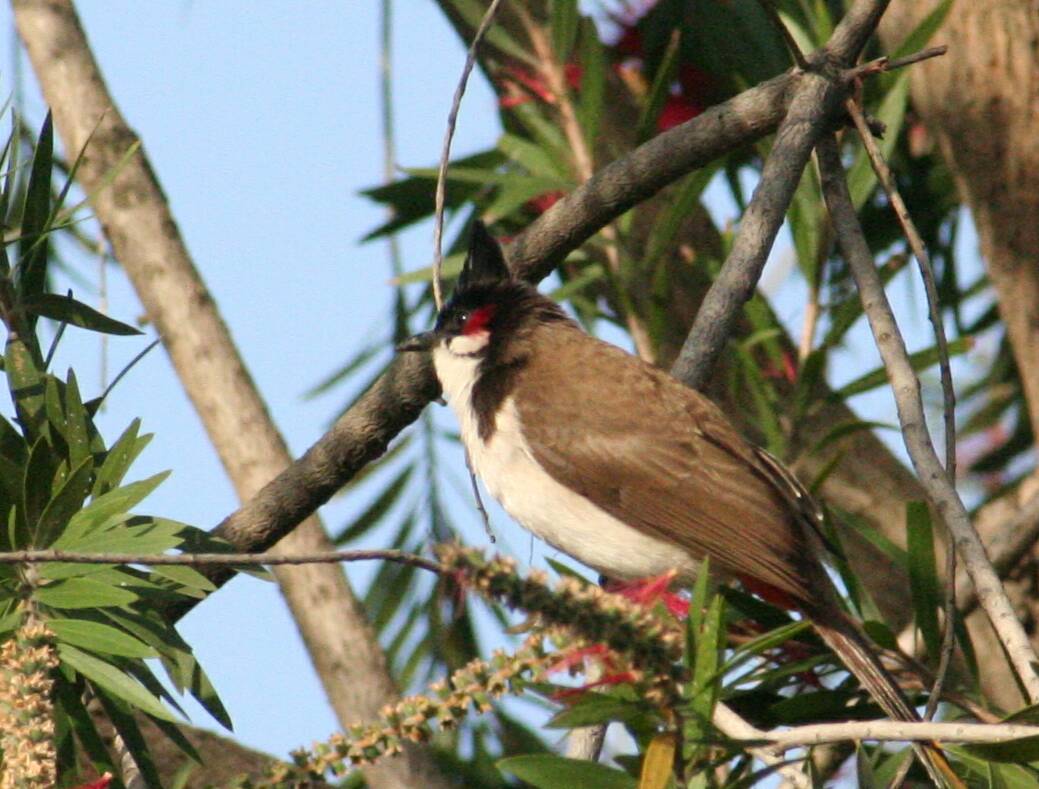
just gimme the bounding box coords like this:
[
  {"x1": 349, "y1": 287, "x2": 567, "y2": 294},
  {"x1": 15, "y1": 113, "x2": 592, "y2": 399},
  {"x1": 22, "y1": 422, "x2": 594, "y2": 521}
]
[{"x1": 398, "y1": 221, "x2": 962, "y2": 788}]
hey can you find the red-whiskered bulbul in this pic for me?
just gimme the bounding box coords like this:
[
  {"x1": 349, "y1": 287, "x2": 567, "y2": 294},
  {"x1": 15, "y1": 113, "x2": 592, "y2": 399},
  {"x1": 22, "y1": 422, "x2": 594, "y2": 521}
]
[{"x1": 399, "y1": 222, "x2": 961, "y2": 788}]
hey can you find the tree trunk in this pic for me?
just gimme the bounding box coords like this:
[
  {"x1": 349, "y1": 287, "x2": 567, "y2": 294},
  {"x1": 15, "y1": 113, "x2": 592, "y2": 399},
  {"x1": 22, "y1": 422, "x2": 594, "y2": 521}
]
[{"x1": 11, "y1": 2, "x2": 451, "y2": 786}]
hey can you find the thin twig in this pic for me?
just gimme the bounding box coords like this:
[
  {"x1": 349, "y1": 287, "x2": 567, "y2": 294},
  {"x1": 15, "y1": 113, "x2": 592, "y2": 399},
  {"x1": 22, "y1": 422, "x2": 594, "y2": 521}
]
[
  {"x1": 845, "y1": 95, "x2": 959, "y2": 720},
  {"x1": 817, "y1": 134, "x2": 1039, "y2": 702},
  {"x1": 431, "y1": 0, "x2": 506, "y2": 310},
  {"x1": 850, "y1": 45, "x2": 948, "y2": 79},
  {"x1": 714, "y1": 703, "x2": 812, "y2": 789},
  {"x1": 0, "y1": 547, "x2": 444, "y2": 574},
  {"x1": 757, "y1": 719, "x2": 1039, "y2": 752}
]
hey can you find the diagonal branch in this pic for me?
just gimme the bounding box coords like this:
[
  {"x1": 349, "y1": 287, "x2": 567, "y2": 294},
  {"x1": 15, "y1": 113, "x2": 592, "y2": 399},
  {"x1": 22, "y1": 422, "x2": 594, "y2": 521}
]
[
  {"x1": 669, "y1": 63, "x2": 841, "y2": 389},
  {"x1": 816, "y1": 134, "x2": 1039, "y2": 701}
]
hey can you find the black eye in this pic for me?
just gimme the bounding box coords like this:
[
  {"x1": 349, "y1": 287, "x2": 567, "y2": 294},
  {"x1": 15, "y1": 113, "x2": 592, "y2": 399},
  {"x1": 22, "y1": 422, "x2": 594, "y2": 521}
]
[{"x1": 455, "y1": 310, "x2": 470, "y2": 328}]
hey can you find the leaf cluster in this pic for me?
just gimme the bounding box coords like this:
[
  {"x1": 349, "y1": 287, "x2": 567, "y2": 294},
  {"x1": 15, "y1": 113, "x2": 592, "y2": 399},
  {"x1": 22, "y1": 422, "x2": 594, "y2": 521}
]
[{"x1": 0, "y1": 114, "x2": 228, "y2": 788}]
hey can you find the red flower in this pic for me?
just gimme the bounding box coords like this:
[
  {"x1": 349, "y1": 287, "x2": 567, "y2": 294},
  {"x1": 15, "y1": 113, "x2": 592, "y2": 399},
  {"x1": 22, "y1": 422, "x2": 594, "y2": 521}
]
[
  {"x1": 656, "y1": 94, "x2": 703, "y2": 132},
  {"x1": 608, "y1": 570, "x2": 690, "y2": 619},
  {"x1": 526, "y1": 190, "x2": 565, "y2": 214},
  {"x1": 498, "y1": 64, "x2": 583, "y2": 108},
  {"x1": 73, "y1": 775, "x2": 113, "y2": 789}
]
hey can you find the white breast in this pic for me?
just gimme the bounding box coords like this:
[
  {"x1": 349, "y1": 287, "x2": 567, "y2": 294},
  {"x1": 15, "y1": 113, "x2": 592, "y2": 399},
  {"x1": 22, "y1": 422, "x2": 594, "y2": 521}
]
[{"x1": 432, "y1": 343, "x2": 700, "y2": 582}]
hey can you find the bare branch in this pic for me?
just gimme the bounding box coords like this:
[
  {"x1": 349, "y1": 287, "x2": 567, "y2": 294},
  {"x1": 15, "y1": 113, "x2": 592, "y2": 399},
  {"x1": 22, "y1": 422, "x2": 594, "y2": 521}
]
[
  {"x1": 670, "y1": 68, "x2": 841, "y2": 388},
  {"x1": 0, "y1": 547, "x2": 443, "y2": 574},
  {"x1": 759, "y1": 719, "x2": 1039, "y2": 752},
  {"x1": 817, "y1": 134, "x2": 1039, "y2": 701}
]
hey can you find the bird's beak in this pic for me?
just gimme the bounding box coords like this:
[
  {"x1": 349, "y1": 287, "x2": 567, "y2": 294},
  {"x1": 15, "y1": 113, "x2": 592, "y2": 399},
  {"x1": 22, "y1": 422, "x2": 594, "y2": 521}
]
[{"x1": 396, "y1": 331, "x2": 437, "y2": 353}]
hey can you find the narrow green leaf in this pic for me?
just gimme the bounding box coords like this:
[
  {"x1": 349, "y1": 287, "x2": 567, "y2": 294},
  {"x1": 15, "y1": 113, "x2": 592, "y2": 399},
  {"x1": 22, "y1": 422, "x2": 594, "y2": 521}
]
[
  {"x1": 443, "y1": 0, "x2": 535, "y2": 64},
  {"x1": 576, "y1": 18, "x2": 605, "y2": 144},
  {"x1": 64, "y1": 470, "x2": 170, "y2": 537},
  {"x1": 547, "y1": 693, "x2": 648, "y2": 729},
  {"x1": 93, "y1": 419, "x2": 147, "y2": 496},
  {"x1": 49, "y1": 618, "x2": 157, "y2": 658},
  {"x1": 889, "y1": 0, "x2": 953, "y2": 60},
  {"x1": 848, "y1": 72, "x2": 911, "y2": 209},
  {"x1": 498, "y1": 754, "x2": 636, "y2": 789},
  {"x1": 834, "y1": 337, "x2": 971, "y2": 399},
  {"x1": 34, "y1": 577, "x2": 138, "y2": 609},
  {"x1": 906, "y1": 501, "x2": 942, "y2": 661},
  {"x1": 334, "y1": 464, "x2": 414, "y2": 544},
  {"x1": 549, "y1": 0, "x2": 579, "y2": 62},
  {"x1": 59, "y1": 643, "x2": 177, "y2": 722},
  {"x1": 148, "y1": 564, "x2": 217, "y2": 593},
  {"x1": 22, "y1": 293, "x2": 142, "y2": 336},
  {"x1": 33, "y1": 454, "x2": 93, "y2": 548},
  {"x1": 22, "y1": 436, "x2": 55, "y2": 545},
  {"x1": 962, "y1": 735, "x2": 1039, "y2": 764},
  {"x1": 6, "y1": 336, "x2": 46, "y2": 440},
  {"x1": 63, "y1": 369, "x2": 92, "y2": 469},
  {"x1": 636, "y1": 29, "x2": 682, "y2": 143},
  {"x1": 17, "y1": 112, "x2": 53, "y2": 304}
]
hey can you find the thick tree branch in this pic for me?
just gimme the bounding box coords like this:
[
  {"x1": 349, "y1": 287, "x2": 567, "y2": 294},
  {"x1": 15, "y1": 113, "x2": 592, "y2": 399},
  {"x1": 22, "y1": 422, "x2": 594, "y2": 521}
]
[{"x1": 817, "y1": 135, "x2": 1039, "y2": 701}]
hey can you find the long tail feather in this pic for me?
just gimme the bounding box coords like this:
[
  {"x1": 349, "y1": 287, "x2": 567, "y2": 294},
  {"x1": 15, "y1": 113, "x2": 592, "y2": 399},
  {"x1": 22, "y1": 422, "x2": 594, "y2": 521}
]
[{"x1": 810, "y1": 608, "x2": 965, "y2": 789}]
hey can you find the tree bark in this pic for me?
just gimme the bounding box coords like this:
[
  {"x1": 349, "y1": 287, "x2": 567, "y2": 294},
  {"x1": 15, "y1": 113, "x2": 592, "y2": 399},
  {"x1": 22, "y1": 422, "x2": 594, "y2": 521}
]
[
  {"x1": 10, "y1": 2, "x2": 451, "y2": 786},
  {"x1": 879, "y1": 0, "x2": 1039, "y2": 712}
]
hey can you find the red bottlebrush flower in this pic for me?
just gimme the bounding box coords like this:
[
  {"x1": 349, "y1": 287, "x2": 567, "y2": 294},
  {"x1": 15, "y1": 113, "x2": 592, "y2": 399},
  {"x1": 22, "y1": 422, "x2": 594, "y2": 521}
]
[
  {"x1": 549, "y1": 643, "x2": 615, "y2": 675},
  {"x1": 74, "y1": 775, "x2": 113, "y2": 789},
  {"x1": 608, "y1": 571, "x2": 689, "y2": 619},
  {"x1": 498, "y1": 64, "x2": 583, "y2": 109},
  {"x1": 550, "y1": 671, "x2": 641, "y2": 700},
  {"x1": 762, "y1": 349, "x2": 798, "y2": 385},
  {"x1": 656, "y1": 93, "x2": 703, "y2": 132},
  {"x1": 526, "y1": 190, "x2": 565, "y2": 215}
]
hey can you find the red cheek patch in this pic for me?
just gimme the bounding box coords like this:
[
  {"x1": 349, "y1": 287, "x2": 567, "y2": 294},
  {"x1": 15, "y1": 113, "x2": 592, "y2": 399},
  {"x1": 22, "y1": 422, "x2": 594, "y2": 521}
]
[{"x1": 462, "y1": 304, "x2": 497, "y2": 336}]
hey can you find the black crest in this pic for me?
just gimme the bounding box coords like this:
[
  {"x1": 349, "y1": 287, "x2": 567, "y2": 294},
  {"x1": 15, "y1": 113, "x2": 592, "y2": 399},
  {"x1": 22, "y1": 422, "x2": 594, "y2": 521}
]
[{"x1": 457, "y1": 221, "x2": 511, "y2": 292}]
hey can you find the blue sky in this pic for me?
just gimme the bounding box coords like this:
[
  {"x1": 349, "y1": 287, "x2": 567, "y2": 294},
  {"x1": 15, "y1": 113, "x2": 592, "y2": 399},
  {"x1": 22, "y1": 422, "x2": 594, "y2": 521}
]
[{"x1": 0, "y1": 0, "x2": 984, "y2": 771}]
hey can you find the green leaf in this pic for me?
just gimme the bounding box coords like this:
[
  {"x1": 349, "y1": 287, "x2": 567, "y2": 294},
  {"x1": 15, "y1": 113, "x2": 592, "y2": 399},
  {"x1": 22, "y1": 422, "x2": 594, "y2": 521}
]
[
  {"x1": 34, "y1": 576, "x2": 138, "y2": 608},
  {"x1": 334, "y1": 464, "x2": 414, "y2": 544},
  {"x1": 848, "y1": 71, "x2": 911, "y2": 209},
  {"x1": 498, "y1": 755, "x2": 637, "y2": 789},
  {"x1": 636, "y1": 28, "x2": 682, "y2": 143},
  {"x1": 22, "y1": 436, "x2": 55, "y2": 545},
  {"x1": 17, "y1": 112, "x2": 53, "y2": 306},
  {"x1": 63, "y1": 369, "x2": 92, "y2": 469},
  {"x1": 22, "y1": 293, "x2": 142, "y2": 336},
  {"x1": 906, "y1": 501, "x2": 942, "y2": 661},
  {"x1": 93, "y1": 418, "x2": 149, "y2": 496},
  {"x1": 33, "y1": 454, "x2": 93, "y2": 548},
  {"x1": 6, "y1": 336, "x2": 46, "y2": 441},
  {"x1": 62, "y1": 470, "x2": 170, "y2": 539},
  {"x1": 962, "y1": 735, "x2": 1039, "y2": 764},
  {"x1": 547, "y1": 693, "x2": 649, "y2": 729},
  {"x1": 498, "y1": 133, "x2": 570, "y2": 181},
  {"x1": 442, "y1": 0, "x2": 535, "y2": 64},
  {"x1": 576, "y1": 18, "x2": 605, "y2": 144},
  {"x1": 59, "y1": 643, "x2": 178, "y2": 722},
  {"x1": 49, "y1": 618, "x2": 157, "y2": 658},
  {"x1": 834, "y1": 337, "x2": 971, "y2": 399},
  {"x1": 889, "y1": 0, "x2": 953, "y2": 61},
  {"x1": 148, "y1": 564, "x2": 217, "y2": 593},
  {"x1": 549, "y1": 0, "x2": 579, "y2": 62}
]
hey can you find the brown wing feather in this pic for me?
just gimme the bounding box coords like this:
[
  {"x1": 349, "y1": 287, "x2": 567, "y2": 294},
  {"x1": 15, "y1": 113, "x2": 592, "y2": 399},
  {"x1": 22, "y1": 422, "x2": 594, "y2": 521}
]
[{"x1": 514, "y1": 323, "x2": 820, "y2": 604}]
